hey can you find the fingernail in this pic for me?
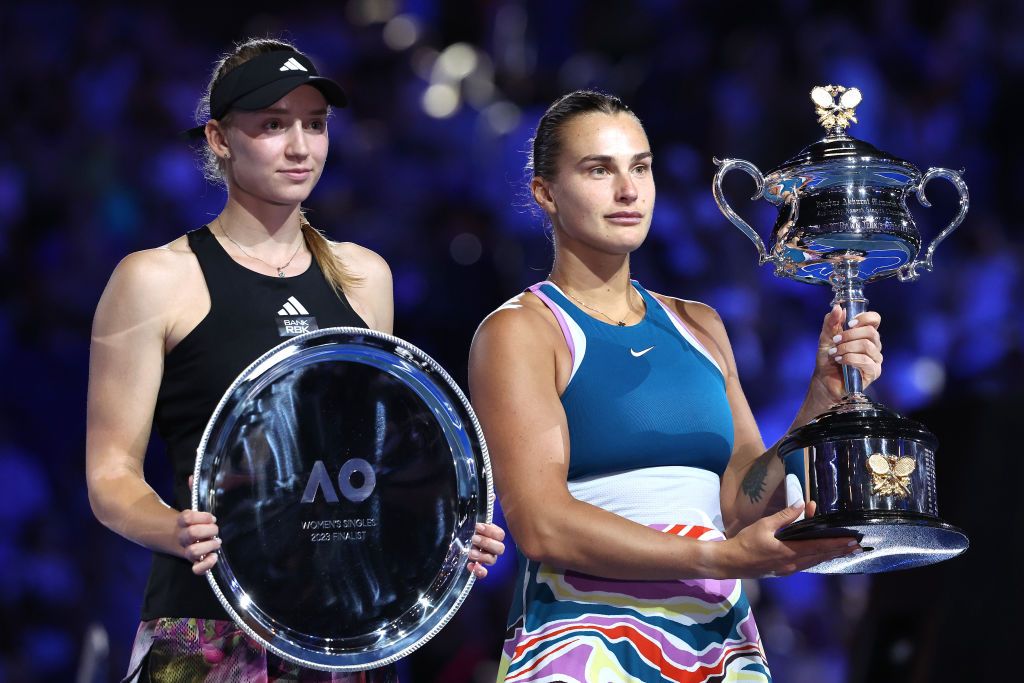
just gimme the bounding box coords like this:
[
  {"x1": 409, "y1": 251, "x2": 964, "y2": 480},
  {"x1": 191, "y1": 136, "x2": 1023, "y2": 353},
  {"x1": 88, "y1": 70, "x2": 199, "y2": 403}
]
[
  {"x1": 847, "y1": 540, "x2": 858, "y2": 547},
  {"x1": 211, "y1": 516, "x2": 217, "y2": 523},
  {"x1": 852, "y1": 547, "x2": 864, "y2": 554},
  {"x1": 832, "y1": 334, "x2": 842, "y2": 343},
  {"x1": 471, "y1": 535, "x2": 482, "y2": 544},
  {"x1": 834, "y1": 355, "x2": 843, "y2": 362},
  {"x1": 475, "y1": 523, "x2": 485, "y2": 531},
  {"x1": 789, "y1": 501, "x2": 805, "y2": 510},
  {"x1": 828, "y1": 347, "x2": 837, "y2": 355},
  {"x1": 468, "y1": 549, "x2": 480, "y2": 559},
  {"x1": 848, "y1": 318, "x2": 860, "y2": 327}
]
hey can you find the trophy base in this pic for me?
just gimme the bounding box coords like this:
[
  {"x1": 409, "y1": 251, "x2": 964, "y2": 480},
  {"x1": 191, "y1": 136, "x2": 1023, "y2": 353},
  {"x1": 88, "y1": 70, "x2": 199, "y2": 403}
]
[{"x1": 776, "y1": 510, "x2": 968, "y2": 574}]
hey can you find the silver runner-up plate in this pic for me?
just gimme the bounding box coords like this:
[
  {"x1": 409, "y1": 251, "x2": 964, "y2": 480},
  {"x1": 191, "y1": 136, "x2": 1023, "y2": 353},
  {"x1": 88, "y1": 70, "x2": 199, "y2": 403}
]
[{"x1": 191, "y1": 328, "x2": 493, "y2": 671}]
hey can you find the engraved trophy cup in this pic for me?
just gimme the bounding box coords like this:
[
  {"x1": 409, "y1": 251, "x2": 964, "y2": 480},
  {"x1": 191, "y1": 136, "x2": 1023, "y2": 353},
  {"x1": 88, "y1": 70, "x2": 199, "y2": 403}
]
[{"x1": 713, "y1": 85, "x2": 969, "y2": 573}]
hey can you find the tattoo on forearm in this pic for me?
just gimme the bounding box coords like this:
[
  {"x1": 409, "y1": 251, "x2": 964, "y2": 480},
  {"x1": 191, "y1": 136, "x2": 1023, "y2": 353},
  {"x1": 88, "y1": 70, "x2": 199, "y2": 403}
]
[{"x1": 741, "y1": 455, "x2": 769, "y2": 503}]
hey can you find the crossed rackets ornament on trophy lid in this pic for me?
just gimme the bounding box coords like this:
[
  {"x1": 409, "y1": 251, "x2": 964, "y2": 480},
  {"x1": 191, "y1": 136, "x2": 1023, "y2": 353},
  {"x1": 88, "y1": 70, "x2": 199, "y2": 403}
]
[{"x1": 713, "y1": 85, "x2": 970, "y2": 574}]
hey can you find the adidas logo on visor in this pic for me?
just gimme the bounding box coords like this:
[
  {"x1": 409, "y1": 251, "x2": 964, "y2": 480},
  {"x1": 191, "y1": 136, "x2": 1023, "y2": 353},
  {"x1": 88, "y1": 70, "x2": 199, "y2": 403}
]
[{"x1": 280, "y1": 57, "x2": 308, "y2": 72}]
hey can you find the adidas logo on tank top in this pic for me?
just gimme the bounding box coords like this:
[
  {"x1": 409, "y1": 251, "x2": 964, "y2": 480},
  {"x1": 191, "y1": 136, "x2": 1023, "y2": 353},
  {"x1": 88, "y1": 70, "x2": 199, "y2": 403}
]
[{"x1": 276, "y1": 296, "x2": 319, "y2": 336}]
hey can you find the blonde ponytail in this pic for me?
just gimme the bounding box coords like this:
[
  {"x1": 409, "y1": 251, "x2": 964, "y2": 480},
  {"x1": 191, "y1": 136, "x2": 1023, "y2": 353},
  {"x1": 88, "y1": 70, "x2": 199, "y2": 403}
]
[{"x1": 300, "y1": 215, "x2": 363, "y2": 296}]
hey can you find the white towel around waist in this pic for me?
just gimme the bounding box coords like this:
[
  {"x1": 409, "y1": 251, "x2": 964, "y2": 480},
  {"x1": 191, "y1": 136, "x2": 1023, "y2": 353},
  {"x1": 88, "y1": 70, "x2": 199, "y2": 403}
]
[{"x1": 567, "y1": 465, "x2": 725, "y2": 533}]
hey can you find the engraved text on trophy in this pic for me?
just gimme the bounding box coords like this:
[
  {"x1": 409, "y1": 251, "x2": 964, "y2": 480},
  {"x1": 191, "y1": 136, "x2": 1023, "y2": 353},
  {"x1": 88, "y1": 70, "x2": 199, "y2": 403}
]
[{"x1": 777, "y1": 188, "x2": 917, "y2": 239}]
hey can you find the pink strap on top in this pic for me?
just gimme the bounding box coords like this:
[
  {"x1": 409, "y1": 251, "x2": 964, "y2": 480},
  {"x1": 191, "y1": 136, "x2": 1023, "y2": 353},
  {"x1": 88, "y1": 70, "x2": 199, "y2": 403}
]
[{"x1": 527, "y1": 281, "x2": 575, "y2": 366}]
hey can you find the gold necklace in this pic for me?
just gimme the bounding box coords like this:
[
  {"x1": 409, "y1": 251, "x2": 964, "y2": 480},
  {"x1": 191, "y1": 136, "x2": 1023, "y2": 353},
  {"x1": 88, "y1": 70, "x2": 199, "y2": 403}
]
[
  {"x1": 552, "y1": 280, "x2": 640, "y2": 327},
  {"x1": 217, "y1": 218, "x2": 305, "y2": 278}
]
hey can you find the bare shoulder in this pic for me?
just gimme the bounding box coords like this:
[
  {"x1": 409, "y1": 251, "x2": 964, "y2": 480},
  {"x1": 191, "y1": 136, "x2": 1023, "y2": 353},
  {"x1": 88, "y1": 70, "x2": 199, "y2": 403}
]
[
  {"x1": 648, "y1": 290, "x2": 734, "y2": 374},
  {"x1": 649, "y1": 291, "x2": 723, "y2": 331},
  {"x1": 469, "y1": 291, "x2": 569, "y2": 399},
  {"x1": 93, "y1": 236, "x2": 202, "y2": 341},
  {"x1": 104, "y1": 239, "x2": 197, "y2": 307},
  {"x1": 332, "y1": 241, "x2": 391, "y2": 283},
  {"x1": 329, "y1": 241, "x2": 393, "y2": 331},
  {"x1": 474, "y1": 291, "x2": 562, "y2": 347}
]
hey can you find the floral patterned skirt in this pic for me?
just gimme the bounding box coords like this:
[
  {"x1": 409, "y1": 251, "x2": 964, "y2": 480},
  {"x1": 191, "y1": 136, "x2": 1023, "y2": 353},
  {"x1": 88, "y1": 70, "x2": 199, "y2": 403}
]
[{"x1": 124, "y1": 618, "x2": 397, "y2": 683}]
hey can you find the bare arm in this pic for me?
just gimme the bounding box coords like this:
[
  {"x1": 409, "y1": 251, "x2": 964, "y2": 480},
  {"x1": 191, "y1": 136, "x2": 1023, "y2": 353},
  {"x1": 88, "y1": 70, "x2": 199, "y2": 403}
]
[
  {"x1": 670, "y1": 300, "x2": 884, "y2": 533},
  {"x1": 86, "y1": 250, "x2": 221, "y2": 573},
  {"x1": 469, "y1": 299, "x2": 857, "y2": 580}
]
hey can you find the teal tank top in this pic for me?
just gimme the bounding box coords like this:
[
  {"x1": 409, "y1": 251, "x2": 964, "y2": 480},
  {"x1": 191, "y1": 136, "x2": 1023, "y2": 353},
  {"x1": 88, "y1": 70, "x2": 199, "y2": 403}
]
[{"x1": 528, "y1": 281, "x2": 734, "y2": 481}]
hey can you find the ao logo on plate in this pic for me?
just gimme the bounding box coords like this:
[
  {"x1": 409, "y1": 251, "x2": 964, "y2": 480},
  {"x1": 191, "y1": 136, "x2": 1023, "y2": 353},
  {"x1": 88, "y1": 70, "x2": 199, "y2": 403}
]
[{"x1": 300, "y1": 459, "x2": 376, "y2": 503}]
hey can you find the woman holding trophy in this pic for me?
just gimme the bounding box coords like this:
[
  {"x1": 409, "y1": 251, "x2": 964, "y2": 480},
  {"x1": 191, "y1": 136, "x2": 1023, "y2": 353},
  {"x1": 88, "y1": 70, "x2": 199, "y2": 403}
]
[
  {"x1": 85, "y1": 38, "x2": 505, "y2": 681},
  {"x1": 469, "y1": 90, "x2": 884, "y2": 681}
]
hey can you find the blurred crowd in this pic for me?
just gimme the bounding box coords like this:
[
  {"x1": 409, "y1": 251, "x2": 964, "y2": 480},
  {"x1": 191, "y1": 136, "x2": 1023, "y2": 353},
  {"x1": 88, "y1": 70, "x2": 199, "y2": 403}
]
[{"x1": 0, "y1": 1, "x2": 1021, "y2": 681}]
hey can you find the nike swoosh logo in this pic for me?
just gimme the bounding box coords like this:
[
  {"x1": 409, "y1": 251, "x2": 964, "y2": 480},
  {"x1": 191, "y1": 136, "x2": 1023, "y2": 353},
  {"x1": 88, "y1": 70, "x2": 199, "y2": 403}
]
[{"x1": 630, "y1": 346, "x2": 655, "y2": 357}]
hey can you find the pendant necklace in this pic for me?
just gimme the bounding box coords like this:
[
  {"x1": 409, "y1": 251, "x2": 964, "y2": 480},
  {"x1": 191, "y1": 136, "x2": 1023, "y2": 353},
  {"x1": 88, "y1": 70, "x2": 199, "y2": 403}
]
[
  {"x1": 217, "y1": 218, "x2": 305, "y2": 278},
  {"x1": 553, "y1": 280, "x2": 639, "y2": 326}
]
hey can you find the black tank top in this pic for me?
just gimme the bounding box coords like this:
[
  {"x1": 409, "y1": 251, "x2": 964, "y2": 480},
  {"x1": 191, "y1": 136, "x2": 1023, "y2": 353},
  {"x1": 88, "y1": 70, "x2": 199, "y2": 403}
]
[{"x1": 142, "y1": 225, "x2": 367, "y2": 620}]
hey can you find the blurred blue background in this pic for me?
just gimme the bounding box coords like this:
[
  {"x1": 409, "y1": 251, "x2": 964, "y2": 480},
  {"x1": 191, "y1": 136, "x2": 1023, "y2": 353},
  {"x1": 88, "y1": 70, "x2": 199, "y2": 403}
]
[{"x1": 0, "y1": 1, "x2": 1020, "y2": 681}]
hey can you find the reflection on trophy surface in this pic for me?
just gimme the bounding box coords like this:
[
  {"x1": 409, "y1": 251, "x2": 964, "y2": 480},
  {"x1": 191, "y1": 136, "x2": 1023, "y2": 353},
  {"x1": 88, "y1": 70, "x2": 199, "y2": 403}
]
[{"x1": 713, "y1": 85, "x2": 969, "y2": 574}]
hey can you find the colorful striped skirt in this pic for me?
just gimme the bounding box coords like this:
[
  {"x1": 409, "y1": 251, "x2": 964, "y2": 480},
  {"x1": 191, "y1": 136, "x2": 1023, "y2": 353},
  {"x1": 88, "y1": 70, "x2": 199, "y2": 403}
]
[
  {"x1": 497, "y1": 523, "x2": 770, "y2": 682},
  {"x1": 498, "y1": 466, "x2": 771, "y2": 683}
]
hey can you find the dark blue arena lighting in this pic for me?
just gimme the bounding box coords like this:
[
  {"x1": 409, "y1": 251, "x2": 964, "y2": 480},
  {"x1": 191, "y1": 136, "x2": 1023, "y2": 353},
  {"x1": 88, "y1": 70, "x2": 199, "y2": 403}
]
[{"x1": 0, "y1": 2, "x2": 1020, "y2": 681}]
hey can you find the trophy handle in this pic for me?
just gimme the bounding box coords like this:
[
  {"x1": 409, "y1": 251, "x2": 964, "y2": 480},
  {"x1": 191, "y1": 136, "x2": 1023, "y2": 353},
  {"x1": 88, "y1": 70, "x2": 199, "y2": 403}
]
[
  {"x1": 712, "y1": 158, "x2": 773, "y2": 266},
  {"x1": 898, "y1": 167, "x2": 969, "y2": 282}
]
